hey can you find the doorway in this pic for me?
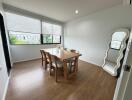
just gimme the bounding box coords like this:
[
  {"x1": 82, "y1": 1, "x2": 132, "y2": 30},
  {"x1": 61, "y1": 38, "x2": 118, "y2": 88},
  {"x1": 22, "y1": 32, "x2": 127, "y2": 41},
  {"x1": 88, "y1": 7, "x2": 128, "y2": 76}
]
[{"x1": 0, "y1": 13, "x2": 11, "y2": 75}]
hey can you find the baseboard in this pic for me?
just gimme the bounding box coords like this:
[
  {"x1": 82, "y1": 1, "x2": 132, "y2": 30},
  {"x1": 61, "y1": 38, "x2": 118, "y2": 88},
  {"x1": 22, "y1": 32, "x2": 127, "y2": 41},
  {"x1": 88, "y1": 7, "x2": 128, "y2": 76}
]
[
  {"x1": 13, "y1": 57, "x2": 41, "y2": 64},
  {"x1": 12, "y1": 57, "x2": 101, "y2": 68},
  {"x1": 2, "y1": 77, "x2": 9, "y2": 100},
  {"x1": 79, "y1": 58, "x2": 101, "y2": 67}
]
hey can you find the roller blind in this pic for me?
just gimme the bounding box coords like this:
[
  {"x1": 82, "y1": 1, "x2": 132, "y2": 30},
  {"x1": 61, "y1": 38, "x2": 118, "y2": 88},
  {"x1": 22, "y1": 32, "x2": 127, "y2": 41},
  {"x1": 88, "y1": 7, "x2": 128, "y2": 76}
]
[
  {"x1": 42, "y1": 22, "x2": 61, "y2": 35},
  {"x1": 5, "y1": 12, "x2": 41, "y2": 34}
]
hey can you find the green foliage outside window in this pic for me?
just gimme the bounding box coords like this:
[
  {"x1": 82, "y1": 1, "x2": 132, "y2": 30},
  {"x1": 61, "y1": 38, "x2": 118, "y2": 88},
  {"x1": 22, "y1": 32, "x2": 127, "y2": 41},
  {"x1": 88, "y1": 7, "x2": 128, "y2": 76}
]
[
  {"x1": 43, "y1": 34, "x2": 53, "y2": 43},
  {"x1": 10, "y1": 35, "x2": 27, "y2": 44},
  {"x1": 9, "y1": 33, "x2": 40, "y2": 45}
]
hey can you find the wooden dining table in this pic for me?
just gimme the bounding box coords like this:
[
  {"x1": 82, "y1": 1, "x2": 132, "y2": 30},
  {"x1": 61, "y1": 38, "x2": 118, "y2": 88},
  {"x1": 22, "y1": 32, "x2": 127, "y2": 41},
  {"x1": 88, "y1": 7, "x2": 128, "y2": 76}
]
[{"x1": 40, "y1": 48, "x2": 81, "y2": 80}]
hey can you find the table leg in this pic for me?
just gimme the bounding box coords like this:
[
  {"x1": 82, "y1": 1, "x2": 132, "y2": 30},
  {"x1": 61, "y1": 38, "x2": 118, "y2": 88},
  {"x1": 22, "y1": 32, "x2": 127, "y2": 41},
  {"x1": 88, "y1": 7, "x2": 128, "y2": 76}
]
[
  {"x1": 63, "y1": 60, "x2": 68, "y2": 80},
  {"x1": 73, "y1": 57, "x2": 78, "y2": 73},
  {"x1": 76, "y1": 58, "x2": 79, "y2": 72}
]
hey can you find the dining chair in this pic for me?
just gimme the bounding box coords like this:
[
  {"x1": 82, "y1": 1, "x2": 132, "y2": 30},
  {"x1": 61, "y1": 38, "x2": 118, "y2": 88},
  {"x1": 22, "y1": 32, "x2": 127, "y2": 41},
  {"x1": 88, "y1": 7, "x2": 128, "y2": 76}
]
[
  {"x1": 68, "y1": 56, "x2": 78, "y2": 74},
  {"x1": 63, "y1": 49, "x2": 77, "y2": 72},
  {"x1": 69, "y1": 49, "x2": 80, "y2": 72},
  {"x1": 45, "y1": 52, "x2": 63, "y2": 82},
  {"x1": 57, "y1": 45, "x2": 64, "y2": 49},
  {"x1": 70, "y1": 49, "x2": 76, "y2": 53},
  {"x1": 40, "y1": 50, "x2": 50, "y2": 70}
]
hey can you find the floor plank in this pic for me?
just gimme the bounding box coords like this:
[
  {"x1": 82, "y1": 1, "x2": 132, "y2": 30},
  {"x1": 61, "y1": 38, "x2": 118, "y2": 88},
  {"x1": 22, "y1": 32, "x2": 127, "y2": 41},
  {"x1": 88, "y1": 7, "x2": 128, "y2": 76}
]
[{"x1": 6, "y1": 59, "x2": 117, "y2": 100}]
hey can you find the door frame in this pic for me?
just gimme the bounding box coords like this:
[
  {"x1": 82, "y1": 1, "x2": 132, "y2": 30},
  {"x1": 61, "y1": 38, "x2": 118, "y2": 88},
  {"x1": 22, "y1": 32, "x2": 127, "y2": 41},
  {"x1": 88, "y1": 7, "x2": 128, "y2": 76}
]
[
  {"x1": 0, "y1": 13, "x2": 11, "y2": 75},
  {"x1": 113, "y1": 29, "x2": 132, "y2": 100}
]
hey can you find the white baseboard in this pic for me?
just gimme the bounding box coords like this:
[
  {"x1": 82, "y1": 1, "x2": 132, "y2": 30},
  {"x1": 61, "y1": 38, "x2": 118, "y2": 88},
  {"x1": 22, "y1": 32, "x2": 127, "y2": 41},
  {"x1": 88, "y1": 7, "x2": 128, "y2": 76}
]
[
  {"x1": 2, "y1": 77, "x2": 9, "y2": 100},
  {"x1": 79, "y1": 58, "x2": 101, "y2": 67},
  {"x1": 13, "y1": 57, "x2": 41, "y2": 64}
]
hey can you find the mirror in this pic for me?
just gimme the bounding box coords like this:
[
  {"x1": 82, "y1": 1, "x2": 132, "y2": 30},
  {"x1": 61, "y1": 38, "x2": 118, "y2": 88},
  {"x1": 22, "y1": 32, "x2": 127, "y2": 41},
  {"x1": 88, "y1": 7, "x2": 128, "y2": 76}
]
[{"x1": 102, "y1": 29, "x2": 129, "y2": 76}]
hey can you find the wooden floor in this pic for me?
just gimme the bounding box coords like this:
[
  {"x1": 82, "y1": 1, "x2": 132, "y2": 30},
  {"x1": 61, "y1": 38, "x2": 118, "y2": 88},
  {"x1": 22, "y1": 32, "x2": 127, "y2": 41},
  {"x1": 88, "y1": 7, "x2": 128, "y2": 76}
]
[{"x1": 6, "y1": 59, "x2": 117, "y2": 100}]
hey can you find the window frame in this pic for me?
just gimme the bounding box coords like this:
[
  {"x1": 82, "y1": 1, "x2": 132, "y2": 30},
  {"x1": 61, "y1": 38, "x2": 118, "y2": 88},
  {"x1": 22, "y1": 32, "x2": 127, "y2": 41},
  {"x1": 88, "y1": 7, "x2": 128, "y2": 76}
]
[
  {"x1": 41, "y1": 34, "x2": 61, "y2": 45},
  {"x1": 6, "y1": 12, "x2": 62, "y2": 45},
  {"x1": 8, "y1": 30, "x2": 41, "y2": 45},
  {"x1": 41, "y1": 21, "x2": 62, "y2": 45}
]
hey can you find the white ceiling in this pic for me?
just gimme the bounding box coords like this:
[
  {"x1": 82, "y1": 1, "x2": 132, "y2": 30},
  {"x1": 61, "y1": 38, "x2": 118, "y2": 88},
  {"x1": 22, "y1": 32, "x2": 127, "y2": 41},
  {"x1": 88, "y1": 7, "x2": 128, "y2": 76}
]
[{"x1": 3, "y1": 0, "x2": 122, "y2": 22}]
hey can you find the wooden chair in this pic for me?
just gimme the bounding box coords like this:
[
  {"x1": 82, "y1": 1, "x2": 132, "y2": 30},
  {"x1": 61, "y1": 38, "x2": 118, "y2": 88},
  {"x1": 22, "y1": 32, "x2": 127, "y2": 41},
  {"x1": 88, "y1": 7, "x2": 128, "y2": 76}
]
[
  {"x1": 40, "y1": 50, "x2": 50, "y2": 70},
  {"x1": 63, "y1": 49, "x2": 78, "y2": 73},
  {"x1": 69, "y1": 49, "x2": 79, "y2": 72},
  {"x1": 70, "y1": 49, "x2": 76, "y2": 53},
  {"x1": 45, "y1": 52, "x2": 63, "y2": 82},
  {"x1": 57, "y1": 45, "x2": 63, "y2": 49},
  {"x1": 68, "y1": 56, "x2": 78, "y2": 74}
]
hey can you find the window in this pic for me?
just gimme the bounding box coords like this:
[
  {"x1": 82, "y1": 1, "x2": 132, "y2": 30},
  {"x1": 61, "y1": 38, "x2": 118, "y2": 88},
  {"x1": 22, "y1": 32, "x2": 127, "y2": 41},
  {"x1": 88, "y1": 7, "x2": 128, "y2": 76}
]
[
  {"x1": 9, "y1": 31, "x2": 40, "y2": 44},
  {"x1": 5, "y1": 12, "x2": 41, "y2": 44},
  {"x1": 5, "y1": 12, "x2": 62, "y2": 45},
  {"x1": 42, "y1": 22, "x2": 61, "y2": 44}
]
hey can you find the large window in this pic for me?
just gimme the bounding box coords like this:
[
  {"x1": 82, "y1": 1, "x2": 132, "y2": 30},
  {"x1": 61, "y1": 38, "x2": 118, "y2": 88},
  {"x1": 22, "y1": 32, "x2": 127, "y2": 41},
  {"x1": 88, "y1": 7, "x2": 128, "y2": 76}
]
[
  {"x1": 5, "y1": 12, "x2": 62, "y2": 45},
  {"x1": 42, "y1": 22, "x2": 61, "y2": 44},
  {"x1": 6, "y1": 12, "x2": 41, "y2": 44}
]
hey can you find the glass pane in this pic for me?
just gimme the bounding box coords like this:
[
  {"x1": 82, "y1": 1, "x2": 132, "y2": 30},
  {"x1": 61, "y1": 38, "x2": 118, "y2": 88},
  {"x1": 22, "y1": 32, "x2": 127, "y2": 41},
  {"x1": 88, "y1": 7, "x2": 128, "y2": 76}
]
[
  {"x1": 5, "y1": 12, "x2": 41, "y2": 33},
  {"x1": 53, "y1": 25, "x2": 61, "y2": 35},
  {"x1": 9, "y1": 31, "x2": 40, "y2": 44},
  {"x1": 43, "y1": 34, "x2": 52, "y2": 43},
  {"x1": 42, "y1": 22, "x2": 52, "y2": 34},
  {"x1": 53, "y1": 35, "x2": 60, "y2": 43},
  {"x1": 112, "y1": 32, "x2": 126, "y2": 42},
  {"x1": 111, "y1": 41, "x2": 121, "y2": 50}
]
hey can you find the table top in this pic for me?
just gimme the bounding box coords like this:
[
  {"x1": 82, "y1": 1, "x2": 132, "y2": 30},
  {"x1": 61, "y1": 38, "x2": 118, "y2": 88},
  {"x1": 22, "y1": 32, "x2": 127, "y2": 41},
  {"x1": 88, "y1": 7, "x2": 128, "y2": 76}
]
[{"x1": 41, "y1": 48, "x2": 81, "y2": 61}]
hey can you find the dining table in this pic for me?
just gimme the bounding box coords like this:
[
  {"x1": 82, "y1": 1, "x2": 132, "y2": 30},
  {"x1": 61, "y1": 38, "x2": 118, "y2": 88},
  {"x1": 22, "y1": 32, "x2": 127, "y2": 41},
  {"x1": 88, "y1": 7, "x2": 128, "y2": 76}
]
[{"x1": 40, "y1": 48, "x2": 81, "y2": 80}]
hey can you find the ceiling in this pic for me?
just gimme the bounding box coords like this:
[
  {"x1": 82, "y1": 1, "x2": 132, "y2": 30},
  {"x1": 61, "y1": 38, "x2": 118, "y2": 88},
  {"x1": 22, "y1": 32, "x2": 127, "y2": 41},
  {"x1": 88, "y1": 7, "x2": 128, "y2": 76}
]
[{"x1": 3, "y1": 0, "x2": 122, "y2": 22}]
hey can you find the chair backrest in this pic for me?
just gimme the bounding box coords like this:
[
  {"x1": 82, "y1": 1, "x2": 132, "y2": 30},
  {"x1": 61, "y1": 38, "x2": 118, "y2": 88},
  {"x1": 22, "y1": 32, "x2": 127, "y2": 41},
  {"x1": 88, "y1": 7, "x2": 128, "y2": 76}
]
[
  {"x1": 40, "y1": 50, "x2": 49, "y2": 61},
  {"x1": 52, "y1": 55, "x2": 60, "y2": 67},
  {"x1": 64, "y1": 48, "x2": 72, "y2": 52},
  {"x1": 40, "y1": 50, "x2": 46, "y2": 58},
  {"x1": 40, "y1": 50, "x2": 43, "y2": 57},
  {"x1": 44, "y1": 52, "x2": 52, "y2": 62},
  {"x1": 44, "y1": 52, "x2": 60, "y2": 67},
  {"x1": 57, "y1": 45, "x2": 63, "y2": 49},
  {"x1": 70, "y1": 49, "x2": 76, "y2": 53}
]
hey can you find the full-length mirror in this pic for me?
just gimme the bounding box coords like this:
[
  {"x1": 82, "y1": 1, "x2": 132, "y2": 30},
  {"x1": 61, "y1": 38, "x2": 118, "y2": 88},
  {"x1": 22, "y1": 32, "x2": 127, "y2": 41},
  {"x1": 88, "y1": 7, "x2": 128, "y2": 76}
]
[{"x1": 102, "y1": 29, "x2": 129, "y2": 76}]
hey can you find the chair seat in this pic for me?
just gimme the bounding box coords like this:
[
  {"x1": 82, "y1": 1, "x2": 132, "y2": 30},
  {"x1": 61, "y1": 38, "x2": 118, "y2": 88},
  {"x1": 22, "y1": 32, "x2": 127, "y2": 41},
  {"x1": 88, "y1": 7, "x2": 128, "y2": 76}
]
[
  {"x1": 103, "y1": 60, "x2": 117, "y2": 76},
  {"x1": 52, "y1": 61, "x2": 63, "y2": 68}
]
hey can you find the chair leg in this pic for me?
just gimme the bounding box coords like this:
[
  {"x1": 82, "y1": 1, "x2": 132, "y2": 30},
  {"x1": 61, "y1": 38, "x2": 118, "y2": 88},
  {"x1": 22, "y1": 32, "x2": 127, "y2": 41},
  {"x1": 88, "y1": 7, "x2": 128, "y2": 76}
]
[
  {"x1": 55, "y1": 68, "x2": 58, "y2": 82},
  {"x1": 76, "y1": 59, "x2": 79, "y2": 72},
  {"x1": 50, "y1": 65, "x2": 52, "y2": 76},
  {"x1": 41, "y1": 57, "x2": 43, "y2": 66},
  {"x1": 69, "y1": 63, "x2": 72, "y2": 73},
  {"x1": 45, "y1": 61, "x2": 47, "y2": 70}
]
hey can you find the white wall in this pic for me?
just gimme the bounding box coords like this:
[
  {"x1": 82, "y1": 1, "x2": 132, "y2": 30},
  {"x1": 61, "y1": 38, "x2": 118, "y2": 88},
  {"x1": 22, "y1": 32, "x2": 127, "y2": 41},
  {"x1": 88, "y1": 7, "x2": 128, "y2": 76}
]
[
  {"x1": 10, "y1": 44, "x2": 58, "y2": 63},
  {"x1": 64, "y1": 5, "x2": 132, "y2": 66},
  {"x1": 0, "y1": 1, "x2": 9, "y2": 100}
]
